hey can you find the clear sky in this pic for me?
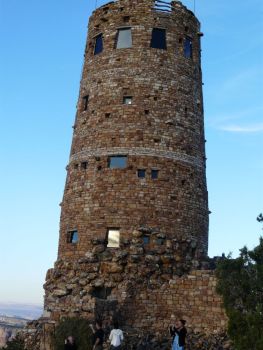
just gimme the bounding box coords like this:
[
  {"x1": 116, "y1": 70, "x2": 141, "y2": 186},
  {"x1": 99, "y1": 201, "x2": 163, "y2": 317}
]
[{"x1": 0, "y1": 0, "x2": 262, "y2": 305}]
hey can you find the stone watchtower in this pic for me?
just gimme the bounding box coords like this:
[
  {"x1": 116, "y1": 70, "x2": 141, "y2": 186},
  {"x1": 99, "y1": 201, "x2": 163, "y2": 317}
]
[{"x1": 41, "y1": 0, "x2": 227, "y2": 344}]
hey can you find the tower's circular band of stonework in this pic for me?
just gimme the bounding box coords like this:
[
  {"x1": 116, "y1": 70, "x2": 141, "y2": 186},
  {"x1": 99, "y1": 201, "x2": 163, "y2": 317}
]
[{"x1": 70, "y1": 147, "x2": 204, "y2": 168}]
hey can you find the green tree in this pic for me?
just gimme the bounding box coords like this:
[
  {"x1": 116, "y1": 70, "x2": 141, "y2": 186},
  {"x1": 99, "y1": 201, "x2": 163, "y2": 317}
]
[
  {"x1": 53, "y1": 317, "x2": 93, "y2": 350},
  {"x1": 216, "y1": 215, "x2": 263, "y2": 350}
]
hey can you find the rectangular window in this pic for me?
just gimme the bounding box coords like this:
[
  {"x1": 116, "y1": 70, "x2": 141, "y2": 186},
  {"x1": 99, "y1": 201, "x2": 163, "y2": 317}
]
[
  {"x1": 67, "y1": 230, "x2": 78, "y2": 244},
  {"x1": 108, "y1": 156, "x2": 127, "y2": 169},
  {"x1": 138, "y1": 169, "x2": 146, "y2": 178},
  {"x1": 123, "y1": 96, "x2": 133, "y2": 105},
  {"x1": 143, "y1": 236, "x2": 150, "y2": 245},
  {"x1": 184, "y1": 37, "x2": 193, "y2": 58},
  {"x1": 83, "y1": 95, "x2": 89, "y2": 111},
  {"x1": 151, "y1": 169, "x2": 159, "y2": 179},
  {"x1": 116, "y1": 28, "x2": 132, "y2": 49},
  {"x1": 107, "y1": 229, "x2": 120, "y2": 248},
  {"x1": 150, "y1": 28, "x2": 167, "y2": 50},
  {"x1": 94, "y1": 34, "x2": 103, "y2": 55},
  {"x1": 81, "y1": 162, "x2": 88, "y2": 169}
]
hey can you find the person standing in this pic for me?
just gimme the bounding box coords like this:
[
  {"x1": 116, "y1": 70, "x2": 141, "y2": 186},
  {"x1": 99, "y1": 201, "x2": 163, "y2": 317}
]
[
  {"x1": 170, "y1": 319, "x2": 187, "y2": 350},
  {"x1": 109, "y1": 321, "x2": 124, "y2": 349},
  {"x1": 64, "y1": 336, "x2": 77, "y2": 350},
  {"x1": 90, "y1": 320, "x2": 104, "y2": 350}
]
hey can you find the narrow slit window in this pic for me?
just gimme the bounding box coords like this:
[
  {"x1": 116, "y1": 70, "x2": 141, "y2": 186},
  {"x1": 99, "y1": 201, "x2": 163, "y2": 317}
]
[
  {"x1": 81, "y1": 162, "x2": 88, "y2": 170},
  {"x1": 94, "y1": 34, "x2": 103, "y2": 55},
  {"x1": 123, "y1": 96, "x2": 133, "y2": 105},
  {"x1": 67, "y1": 230, "x2": 78, "y2": 244},
  {"x1": 184, "y1": 37, "x2": 193, "y2": 58},
  {"x1": 151, "y1": 169, "x2": 159, "y2": 179},
  {"x1": 108, "y1": 156, "x2": 127, "y2": 169},
  {"x1": 107, "y1": 229, "x2": 120, "y2": 248},
  {"x1": 116, "y1": 28, "x2": 132, "y2": 49},
  {"x1": 138, "y1": 169, "x2": 146, "y2": 178},
  {"x1": 150, "y1": 28, "x2": 167, "y2": 50},
  {"x1": 83, "y1": 95, "x2": 89, "y2": 111}
]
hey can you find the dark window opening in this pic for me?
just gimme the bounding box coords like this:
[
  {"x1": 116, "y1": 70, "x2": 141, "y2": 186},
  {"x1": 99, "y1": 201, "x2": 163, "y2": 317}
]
[
  {"x1": 94, "y1": 34, "x2": 103, "y2": 55},
  {"x1": 138, "y1": 169, "x2": 146, "y2": 178},
  {"x1": 67, "y1": 230, "x2": 78, "y2": 244},
  {"x1": 107, "y1": 228, "x2": 120, "y2": 248},
  {"x1": 116, "y1": 28, "x2": 132, "y2": 49},
  {"x1": 143, "y1": 236, "x2": 150, "y2": 245},
  {"x1": 156, "y1": 238, "x2": 165, "y2": 245},
  {"x1": 108, "y1": 156, "x2": 127, "y2": 169},
  {"x1": 82, "y1": 95, "x2": 89, "y2": 111},
  {"x1": 105, "y1": 113, "x2": 111, "y2": 118},
  {"x1": 97, "y1": 166, "x2": 102, "y2": 171},
  {"x1": 145, "y1": 110, "x2": 149, "y2": 115},
  {"x1": 182, "y1": 179, "x2": 186, "y2": 186},
  {"x1": 151, "y1": 28, "x2": 167, "y2": 50},
  {"x1": 123, "y1": 16, "x2": 130, "y2": 22},
  {"x1": 91, "y1": 287, "x2": 112, "y2": 299},
  {"x1": 74, "y1": 163, "x2": 79, "y2": 170},
  {"x1": 185, "y1": 26, "x2": 189, "y2": 32},
  {"x1": 81, "y1": 162, "x2": 88, "y2": 170},
  {"x1": 123, "y1": 96, "x2": 133, "y2": 105},
  {"x1": 184, "y1": 37, "x2": 193, "y2": 58},
  {"x1": 151, "y1": 169, "x2": 159, "y2": 179},
  {"x1": 154, "y1": 96, "x2": 158, "y2": 101}
]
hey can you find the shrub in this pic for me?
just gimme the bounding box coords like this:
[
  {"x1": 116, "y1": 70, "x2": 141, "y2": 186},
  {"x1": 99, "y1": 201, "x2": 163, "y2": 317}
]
[
  {"x1": 53, "y1": 317, "x2": 93, "y2": 350},
  {"x1": 216, "y1": 235, "x2": 263, "y2": 350}
]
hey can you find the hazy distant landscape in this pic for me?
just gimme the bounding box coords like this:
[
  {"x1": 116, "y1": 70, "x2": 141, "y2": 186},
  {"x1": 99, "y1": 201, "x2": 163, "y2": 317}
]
[
  {"x1": 0, "y1": 303, "x2": 43, "y2": 347},
  {"x1": 0, "y1": 302, "x2": 42, "y2": 320}
]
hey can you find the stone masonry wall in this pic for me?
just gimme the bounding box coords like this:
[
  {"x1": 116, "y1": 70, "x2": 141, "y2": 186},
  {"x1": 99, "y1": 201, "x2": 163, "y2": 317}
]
[
  {"x1": 58, "y1": 0, "x2": 209, "y2": 261},
  {"x1": 30, "y1": 1, "x2": 229, "y2": 349}
]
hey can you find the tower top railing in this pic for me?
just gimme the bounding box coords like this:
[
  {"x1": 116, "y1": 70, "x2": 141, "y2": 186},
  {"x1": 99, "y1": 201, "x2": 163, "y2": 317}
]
[{"x1": 153, "y1": 0, "x2": 172, "y2": 13}]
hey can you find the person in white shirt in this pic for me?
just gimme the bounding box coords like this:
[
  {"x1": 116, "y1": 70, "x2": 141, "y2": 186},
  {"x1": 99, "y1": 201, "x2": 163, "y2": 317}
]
[{"x1": 109, "y1": 321, "x2": 124, "y2": 349}]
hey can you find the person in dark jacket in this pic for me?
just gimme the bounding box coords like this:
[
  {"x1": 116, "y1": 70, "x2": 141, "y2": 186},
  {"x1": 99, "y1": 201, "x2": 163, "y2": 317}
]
[
  {"x1": 170, "y1": 319, "x2": 187, "y2": 350},
  {"x1": 64, "y1": 336, "x2": 77, "y2": 350}
]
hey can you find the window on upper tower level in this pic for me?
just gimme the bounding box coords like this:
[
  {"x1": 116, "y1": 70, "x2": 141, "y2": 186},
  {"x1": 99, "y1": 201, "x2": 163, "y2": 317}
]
[
  {"x1": 108, "y1": 156, "x2": 127, "y2": 169},
  {"x1": 137, "y1": 169, "x2": 146, "y2": 178},
  {"x1": 116, "y1": 28, "x2": 132, "y2": 49},
  {"x1": 67, "y1": 230, "x2": 78, "y2": 244},
  {"x1": 151, "y1": 169, "x2": 159, "y2": 179},
  {"x1": 150, "y1": 28, "x2": 167, "y2": 50},
  {"x1": 123, "y1": 96, "x2": 133, "y2": 105},
  {"x1": 82, "y1": 95, "x2": 89, "y2": 111},
  {"x1": 107, "y1": 228, "x2": 120, "y2": 248},
  {"x1": 94, "y1": 34, "x2": 103, "y2": 55},
  {"x1": 184, "y1": 37, "x2": 193, "y2": 58}
]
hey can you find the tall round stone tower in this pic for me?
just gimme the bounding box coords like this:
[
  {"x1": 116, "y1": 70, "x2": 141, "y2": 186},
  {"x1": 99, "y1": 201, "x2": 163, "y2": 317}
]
[
  {"x1": 42, "y1": 0, "x2": 227, "y2": 342},
  {"x1": 58, "y1": 0, "x2": 208, "y2": 262}
]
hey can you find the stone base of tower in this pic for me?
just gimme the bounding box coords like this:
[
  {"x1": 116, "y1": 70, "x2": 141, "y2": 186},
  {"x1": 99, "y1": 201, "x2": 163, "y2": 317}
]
[
  {"x1": 22, "y1": 265, "x2": 232, "y2": 349},
  {"x1": 21, "y1": 243, "x2": 233, "y2": 349}
]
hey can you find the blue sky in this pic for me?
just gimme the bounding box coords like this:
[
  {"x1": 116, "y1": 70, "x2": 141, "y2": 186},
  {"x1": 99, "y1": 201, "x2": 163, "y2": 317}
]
[{"x1": 0, "y1": 0, "x2": 262, "y2": 305}]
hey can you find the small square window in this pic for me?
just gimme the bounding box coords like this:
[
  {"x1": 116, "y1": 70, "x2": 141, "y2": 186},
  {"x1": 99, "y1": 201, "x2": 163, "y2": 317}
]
[
  {"x1": 108, "y1": 156, "x2": 127, "y2": 169},
  {"x1": 143, "y1": 236, "x2": 150, "y2": 245},
  {"x1": 156, "y1": 238, "x2": 165, "y2": 245},
  {"x1": 82, "y1": 95, "x2": 89, "y2": 111},
  {"x1": 81, "y1": 162, "x2": 88, "y2": 170},
  {"x1": 67, "y1": 230, "x2": 78, "y2": 244},
  {"x1": 107, "y1": 229, "x2": 120, "y2": 248},
  {"x1": 94, "y1": 34, "x2": 103, "y2": 55},
  {"x1": 151, "y1": 28, "x2": 167, "y2": 50},
  {"x1": 184, "y1": 37, "x2": 193, "y2": 58},
  {"x1": 116, "y1": 28, "x2": 132, "y2": 49},
  {"x1": 138, "y1": 169, "x2": 146, "y2": 178},
  {"x1": 151, "y1": 169, "x2": 159, "y2": 179},
  {"x1": 123, "y1": 96, "x2": 133, "y2": 105}
]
